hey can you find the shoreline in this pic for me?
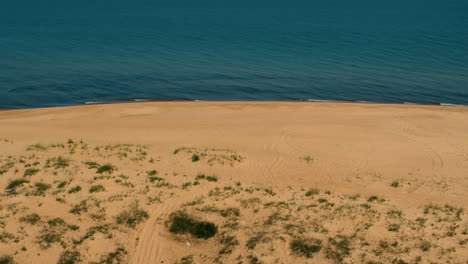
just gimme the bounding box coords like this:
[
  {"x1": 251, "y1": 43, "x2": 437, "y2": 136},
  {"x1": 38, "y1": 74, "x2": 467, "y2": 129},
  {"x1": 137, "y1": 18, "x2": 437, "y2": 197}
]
[{"x1": 1, "y1": 98, "x2": 468, "y2": 113}]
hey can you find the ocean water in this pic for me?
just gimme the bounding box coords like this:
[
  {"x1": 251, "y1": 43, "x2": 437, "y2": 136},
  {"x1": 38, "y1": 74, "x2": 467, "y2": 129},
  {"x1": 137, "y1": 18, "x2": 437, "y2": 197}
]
[{"x1": 1, "y1": 0, "x2": 467, "y2": 108}]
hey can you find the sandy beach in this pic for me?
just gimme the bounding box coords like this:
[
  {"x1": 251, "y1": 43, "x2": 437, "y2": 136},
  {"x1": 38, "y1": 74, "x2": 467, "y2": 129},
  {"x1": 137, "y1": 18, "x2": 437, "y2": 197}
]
[{"x1": 0, "y1": 102, "x2": 467, "y2": 263}]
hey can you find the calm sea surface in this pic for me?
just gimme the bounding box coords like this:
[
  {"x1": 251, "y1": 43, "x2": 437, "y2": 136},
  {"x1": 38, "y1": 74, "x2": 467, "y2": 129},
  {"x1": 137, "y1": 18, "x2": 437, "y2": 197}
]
[{"x1": 1, "y1": 0, "x2": 467, "y2": 108}]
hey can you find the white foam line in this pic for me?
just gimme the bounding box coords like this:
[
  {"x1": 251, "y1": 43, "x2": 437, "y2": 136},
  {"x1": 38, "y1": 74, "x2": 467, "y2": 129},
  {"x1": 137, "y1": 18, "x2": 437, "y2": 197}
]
[{"x1": 440, "y1": 103, "x2": 467, "y2": 107}]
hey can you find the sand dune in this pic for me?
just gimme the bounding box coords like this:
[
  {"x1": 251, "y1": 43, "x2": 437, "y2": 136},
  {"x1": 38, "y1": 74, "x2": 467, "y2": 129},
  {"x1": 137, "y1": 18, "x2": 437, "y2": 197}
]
[{"x1": 0, "y1": 102, "x2": 467, "y2": 263}]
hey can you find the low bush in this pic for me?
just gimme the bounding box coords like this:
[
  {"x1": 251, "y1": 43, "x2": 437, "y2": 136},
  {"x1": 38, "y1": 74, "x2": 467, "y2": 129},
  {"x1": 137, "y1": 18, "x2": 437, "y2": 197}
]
[
  {"x1": 168, "y1": 211, "x2": 217, "y2": 239},
  {"x1": 6, "y1": 179, "x2": 29, "y2": 189},
  {"x1": 45, "y1": 156, "x2": 70, "y2": 169},
  {"x1": 191, "y1": 154, "x2": 200, "y2": 162},
  {"x1": 23, "y1": 168, "x2": 40, "y2": 177},
  {"x1": 325, "y1": 235, "x2": 352, "y2": 263},
  {"x1": 32, "y1": 182, "x2": 51, "y2": 196},
  {"x1": 115, "y1": 203, "x2": 149, "y2": 228},
  {"x1": 97, "y1": 164, "x2": 116, "y2": 174},
  {"x1": 83, "y1": 161, "x2": 100, "y2": 169},
  {"x1": 19, "y1": 213, "x2": 41, "y2": 225},
  {"x1": 57, "y1": 250, "x2": 81, "y2": 264},
  {"x1": 68, "y1": 185, "x2": 82, "y2": 194},
  {"x1": 206, "y1": 176, "x2": 218, "y2": 182},
  {"x1": 0, "y1": 255, "x2": 14, "y2": 264},
  {"x1": 89, "y1": 185, "x2": 106, "y2": 193},
  {"x1": 290, "y1": 238, "x2": 322, "y2": 258},
  {"x1": 305, "y1": 189, "x2": 320, "y2": 196},
  {"x1": 192, "y1": 222, "x2": 217, "y2": 239}
]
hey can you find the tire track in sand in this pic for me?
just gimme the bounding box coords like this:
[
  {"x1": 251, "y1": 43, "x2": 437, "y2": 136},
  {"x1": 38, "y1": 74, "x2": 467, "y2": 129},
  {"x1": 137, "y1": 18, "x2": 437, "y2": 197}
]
[
  {"x1": 254, "y1": 128, "x2": 288, "y2": 188},
  {"x1": 130, "y1": 194, "x2": 198, "y2": 264}
]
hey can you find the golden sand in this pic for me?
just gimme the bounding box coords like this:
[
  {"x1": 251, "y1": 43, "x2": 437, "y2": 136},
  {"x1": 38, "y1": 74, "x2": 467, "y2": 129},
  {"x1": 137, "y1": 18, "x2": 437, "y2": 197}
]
[{"x1": 0, "y1": 102, "x2": 466, "y2": 263}]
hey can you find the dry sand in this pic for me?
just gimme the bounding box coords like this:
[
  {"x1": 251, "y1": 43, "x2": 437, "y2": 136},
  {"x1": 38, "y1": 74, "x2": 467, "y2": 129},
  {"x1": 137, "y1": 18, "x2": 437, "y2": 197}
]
[{"x1": 0, "y1": 101, "x2": 467, "y2": 263}]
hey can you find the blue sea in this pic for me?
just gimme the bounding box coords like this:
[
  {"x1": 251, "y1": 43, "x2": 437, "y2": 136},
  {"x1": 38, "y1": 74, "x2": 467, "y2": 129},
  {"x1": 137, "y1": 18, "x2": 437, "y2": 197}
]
[{"x1": 1, "y1": 0, "x2": 467, "y2": 108}]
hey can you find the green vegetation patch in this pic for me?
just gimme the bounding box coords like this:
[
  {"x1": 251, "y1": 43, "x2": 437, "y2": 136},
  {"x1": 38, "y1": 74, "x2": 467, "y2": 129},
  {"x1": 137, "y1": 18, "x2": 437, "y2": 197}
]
[
  {"x1": 68, "y1": 185, "x2": 82, "y2": 194},
  {"x1": 325, "y1": 235, "x2": 353, "y2": 263},
  {"x1": 83, "y1": 161, "x2": 100, "y2": 169},
  {"x1": 115, "y1": 203, "x2": 149, "y2": 228},
  {"x1": 26, "y1": 144, "x2": 49, "y2": 151},
  {"x1": 191, "y1": 154, "x2": 200, "y2": 162},
  {"x1": 0, "y1": 255, "x2": 14, "y2": 264},
  {"x1": 290, "y1": 238, "x2": 323, "y2": 258},
  {"x1": 6, "y1": 178, "x2": 29, "y2": 189},
  {"x1": 168, "y1": 211, "x2": 218, "y2": 239},
  {"x1": 89, "y1": 185, "x2": 106, "y2": 193},
  {"x1": 305, "y1": 188, "x2": 320, "y2": 197},
  {"x1": 19, "y1": 213, "x2": 41, "y2": 225},
  {"x1": 31, "y1": 182, "x2": 51, "y2": 196},
  {"x1": 45, "y1": 156, "x2": 70, "y2": 169},
  {"x1": 23, "y1": 168, "x2": 40, "y2": 177},
  {"x1": 96, "y1": 164, "x2": 116, "y2": 174},
  {"x1": 96, "y1": 247, "x2": 127, "y2": 264},
  {"x1": 57, "y1": 250, "x2": 81, "y2": 264}
]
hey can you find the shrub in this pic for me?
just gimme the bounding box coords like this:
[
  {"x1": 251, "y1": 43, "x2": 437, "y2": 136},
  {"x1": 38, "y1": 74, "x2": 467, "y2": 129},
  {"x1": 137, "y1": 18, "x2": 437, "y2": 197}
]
[
  {"x1": 420, "y1": 241, "x2": 432, "y2": 251},
  {"x1": 147, "y1": 170, "x2": 158, "y2": 176},
  {"x1": 32, "y1": 182, "x2": 51, "y2": 196},
  {"x1": 176, "y1": 256, "x2": 193, "y2": 264},
  {"x1": 192, "y1": 222, "x2": 217, "y2": 239},
  {"x1": 173, "y1": 148, "x2": 183, "y2": 154},
  {"x1": 69, "y1": 200, "x2": 90, "y2": 215},
  {"x1": 290, "y1": 238, "x2": 322, "y2": 258},
  {"x1": 247, "y1": 255, "x2": 261, "y2": 264},
  {"x1": 115, "y1": 203, "x2": 149, "y2": 228},
  {"x1": 367, "y1": 196, "x2": 379, "y2": 202},
  {"x1": 220, "y1": 208, "x2": 240, "y2": 218},
  {"x1": 303, "y1": 155, "x2": 313, "y2": 163},
  {"x1": 89, "y1": 185, "x2": 106, "y2": 193},
  {"x1": 387, "y1": 223, "x2": 400, "y2": 232},
  {"x1": 98, "y1": 247, "x2": 127, "y2": 264},
  {"x1": 23, "y1": 168, "x2": 39, "y2": 177},
  {"x1": 26, "y1": 144, "x2": 48, "y2": 151},
  {"x1": 219, "y1": 235, "x2": 239, "y2": 255},
  {"x1": 57, "y1": 181, "x2": 67, "y2": 188},
  {"x1": 83, "y1": 161, "x2": 100, "y2": 169},
  {"x1": 325, "y1": 235, "x2": 352, "y2": 263},
  {"x1": 191, "y1": 154, "x2": 200, "y2": 162},
  {"x1": 57, "y1": 250, "x2": 81, "y2": 264},
  {"x1": 37, "y1": 231, "x2": 62, "y2": 249},
  {"x1": 97, "y1": 164, "x2": 116, "y2": 174},
  {"x1": 305, "y1": 189, "x2": 320, "y2": 196},
  {"x1": 45, "y1": 156, "x2": 70, "y2": 169},
  {"x1": 169, "y1": 212, "x2": 195, "y2": 234},
  {"x1": 148, "y1": 176, "x2": 164, "y2": 183},
  {"x1": 68, "y1": 225, "x2": 80, "y2": 231},
  {"x1": 0, "y1": 255, "x2": 14, "y2": 264},
  {"x1": 46, "y1": 218, "x2": 64, "y2": 227},
  {"x1": 391, "y1": 181, "x2": 400, "y2": 188},
  {"x1": 68, "y1": 186, "x2": 82, "y2": 194},
  {"x1": 206, "y1": 176, "x2": 218, "y2": 182},
  {"x1": 19, "y1": 213, "x2": 41, "y2": 225},
  {"x1": 318, "y1": 198, "x2": 328, "y2": 203},
  {"x1": 168, "y1": 211, "x2": 217, "y2": 239},
  {"x1": 6, "y1": 179, "x2": 29, "y2": 189}
]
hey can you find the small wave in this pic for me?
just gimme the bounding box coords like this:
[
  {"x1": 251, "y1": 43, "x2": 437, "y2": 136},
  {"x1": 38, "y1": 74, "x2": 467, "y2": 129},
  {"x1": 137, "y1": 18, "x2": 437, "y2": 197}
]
[
  {"x1": 306, "y1": 99, "x2": 340, "y2": 102},
  {"x1": 131, "y1": 99, "x2": 152, "y2": 102},
  {"x1": 440, "y1": 103, "x2": 467, "y2": 107},
  {"x1": 84, "y1": 101, "x2": 104, "y2": 105}
]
